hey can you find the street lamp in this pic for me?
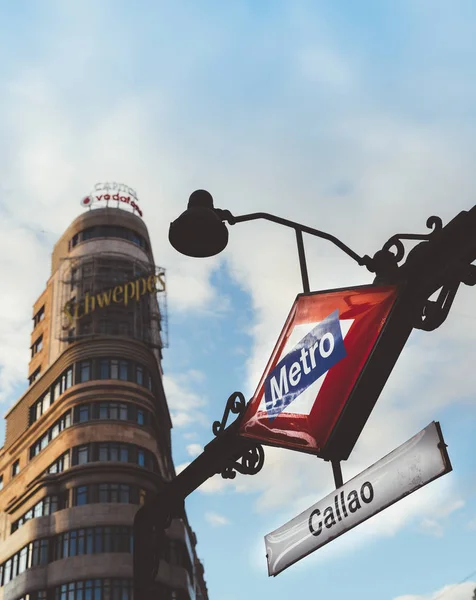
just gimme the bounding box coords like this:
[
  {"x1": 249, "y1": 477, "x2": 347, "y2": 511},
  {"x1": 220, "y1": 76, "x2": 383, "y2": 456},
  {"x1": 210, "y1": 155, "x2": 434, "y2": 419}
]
[
  {"x1": 134, "y1": 192, "x2": 476, "y2": 599},
  {"x1": 169, "y1": 190, "x2": 378, "y2": 293}
]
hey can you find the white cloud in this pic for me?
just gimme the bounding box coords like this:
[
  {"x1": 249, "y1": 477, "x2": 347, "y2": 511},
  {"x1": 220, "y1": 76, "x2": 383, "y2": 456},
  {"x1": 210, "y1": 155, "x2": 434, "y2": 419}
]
[
  {"x1": 419, "y1": 518, "x2": 444, "y2": 538},
  {"x1": 198, "y1": 474, "x2": 232, "y2": 495},
  {"x1": 418, "y1": 499, "x2": 464, "y2": 538},
  {"x1": 175, "y1": 462, "x2": 191, "y2": 475},
  {"x1": 187, "y1": 369, "x2": 206, "y2": 383},
  {"x1": 162, "y1": 373, "x2": 208, "y2": 429},
  {"x1": 205, "y1": 512, "x2": 230, "y2": 527},
  {"x1": 186, "y1": 443, "x2": 203, "y2": 458},
  {"x1": 394, "y1": 582, "x2": 476, "y2": 600}
]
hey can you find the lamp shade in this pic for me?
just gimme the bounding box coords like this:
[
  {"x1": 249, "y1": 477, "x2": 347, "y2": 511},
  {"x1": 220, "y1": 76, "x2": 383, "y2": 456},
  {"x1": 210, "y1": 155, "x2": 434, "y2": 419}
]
[{"x1": 169, "y1": 190, "x2": 229, "y2": 258}]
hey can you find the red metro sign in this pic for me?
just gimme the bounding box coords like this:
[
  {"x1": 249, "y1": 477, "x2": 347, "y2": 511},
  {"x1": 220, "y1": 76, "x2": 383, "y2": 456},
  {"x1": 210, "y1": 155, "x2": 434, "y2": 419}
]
[{"x1": 239, "y1": 285, "x2": 400, "y2": 459}]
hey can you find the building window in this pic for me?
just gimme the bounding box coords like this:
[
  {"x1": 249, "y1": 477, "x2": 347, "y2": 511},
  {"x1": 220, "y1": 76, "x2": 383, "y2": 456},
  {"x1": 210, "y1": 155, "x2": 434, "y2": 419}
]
[
  {"x1": 29, "y1": 367, "x2": 41, "y2": 386},
  {"x1": 29, "y1": 389, "x2": 52, "y2": 425},
  {"x1": 54, "y1": 526, "x2": 133, "y2": 561},
  {"x1": 71, "y1": 484, "x2": 146, "y2": 508},
  {"x1": 74, "y1": 486, "x2": 88, "y2": 506},
  {"x1": 98, "y1": 443, "x2": 129, "y2": 463},
  {"x1": 33, "y1": 306, "x2": 45, "y2": 327},
  {"x1": 11, "y1": 460, "x2": 20, "y2": 478},
  {"x1": 68, "y1": 442, "x2": 156, "y2": 471},
  {"x1": 52, "y1": 579, "x2": 133, "y2": 600},
  {"x1": 164, "y1": 539, "x2": 194, "y2": 581},
  {"x1": 119, "y1": 360, "x2": 128, "y2": 381},
  {"x1": 99, "y1": 483, "x2": 130, "y2": 504},
  {"x1": 72, "y1": 445, "x2": 90, "y2": 466},
  {"x1": 28, "y1": 366, "x2": 74, "y2": 429},
  {"x1": 70, "y1": 224, "x2": 148, "y2": 251},
  {"x1": 31, "y1": 335, "x2": 43, "y2": 357},
  {"x1": 52, "y1": 379, "x2": 61, "y2": 402},
  {"x1": 98, "y1": 358, "x2": 139, "y2": 382},
  {"x1": 30, "y1": 539, "x2": 49, "y2": 567},
  {"x1": 3, "y1": 557, "x2": 12, "y2": 585},
  {"x1": 25, "y1": 359, "x2": 153, "y2": 399},
  {"x1": 110, "y1": 359, "x2": 119, "y2": 379},
  {"x1": 99, "y1": 359, "x2": 109, "y2": 380},
  {"x1": 65, "y1": 367, "x2": 73, "y2": 389},
  {"x1": 45, "y1": 451, "x2": 70, "y2": 475},
  {"x1": 77, "y1": 404, "x2": 89, "y2": 422},
  {"x1": 70, "y1": 266, "x2": 78, "y2": 290},
  {"x1": 78, "y1": 361, "x2": 91, "y2": 383},
  {"x1": 30, "y1": 410, "x2": 72, "y2": 459},
  {"x1": 72, "y1": 401, "x2": 150, "y2": 427},
  {"x1": 136, "y1": 365, "x2": 143, "y2": 385},
  {"x1": 44, "y1": 443, "x2": 155, "y2": 477}
]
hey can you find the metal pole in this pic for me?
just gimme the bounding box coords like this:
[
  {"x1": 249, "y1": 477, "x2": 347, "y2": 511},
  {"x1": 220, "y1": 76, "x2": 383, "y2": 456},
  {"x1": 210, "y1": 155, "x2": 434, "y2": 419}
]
[
  {"x1": 295, "y1": 229, "x2": 310, "y2": 293},
  {"x1": 134, "y1": 419, "x2": 261, "y2": 599},
  {"x1": 331, "y1": 459, "x2": 343, "y2": 489}
]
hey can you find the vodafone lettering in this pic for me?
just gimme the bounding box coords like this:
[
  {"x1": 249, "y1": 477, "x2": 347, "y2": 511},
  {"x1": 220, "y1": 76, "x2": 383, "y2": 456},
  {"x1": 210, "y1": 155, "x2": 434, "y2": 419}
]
[
  {"x1": 95, "y1": 193, "x2": 143, "y2": 217},
  {"x1": 81, "y1": 182, "x2": 143, "y2": 217}
]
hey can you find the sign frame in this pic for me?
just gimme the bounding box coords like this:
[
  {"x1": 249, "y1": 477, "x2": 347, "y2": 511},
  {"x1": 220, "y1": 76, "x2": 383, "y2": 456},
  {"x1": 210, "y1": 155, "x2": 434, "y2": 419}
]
[{"x1": 239, "y1": 283, "x2": 406, "y2": 460}]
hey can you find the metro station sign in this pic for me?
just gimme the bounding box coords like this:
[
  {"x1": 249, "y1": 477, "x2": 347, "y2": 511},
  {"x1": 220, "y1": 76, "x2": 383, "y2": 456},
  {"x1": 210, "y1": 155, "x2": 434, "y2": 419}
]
[{"x1": 239, "y1": 285, "x2": 400, "y2": 458}]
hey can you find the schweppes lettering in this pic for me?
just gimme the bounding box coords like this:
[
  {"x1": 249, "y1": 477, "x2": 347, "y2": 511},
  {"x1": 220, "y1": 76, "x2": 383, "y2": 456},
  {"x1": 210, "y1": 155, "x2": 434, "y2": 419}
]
[{"x1": 63, "y1": 272, "x2": 165, "y2": 328}]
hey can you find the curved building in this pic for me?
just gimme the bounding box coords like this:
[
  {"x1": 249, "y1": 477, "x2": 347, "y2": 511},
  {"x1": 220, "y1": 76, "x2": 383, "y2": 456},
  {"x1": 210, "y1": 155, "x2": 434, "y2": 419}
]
[{"x1": 0, "y1": 202, "x2": 208, "y2": 600}]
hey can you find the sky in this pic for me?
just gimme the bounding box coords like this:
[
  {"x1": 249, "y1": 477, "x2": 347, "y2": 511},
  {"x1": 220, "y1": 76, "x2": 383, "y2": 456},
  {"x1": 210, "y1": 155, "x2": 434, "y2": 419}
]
[{"x1": 0, "y1": 0, "x2": 476, "y2": 598}]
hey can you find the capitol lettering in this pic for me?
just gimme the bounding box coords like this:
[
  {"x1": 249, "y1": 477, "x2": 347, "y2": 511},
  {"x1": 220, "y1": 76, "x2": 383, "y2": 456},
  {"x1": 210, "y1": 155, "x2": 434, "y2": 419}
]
[
  {"x1": 94, "y1": 182, "x2": 138, "y2": 198},
  {"x1": 308, "y1": 482, "x2": 374, "y2": 536}
]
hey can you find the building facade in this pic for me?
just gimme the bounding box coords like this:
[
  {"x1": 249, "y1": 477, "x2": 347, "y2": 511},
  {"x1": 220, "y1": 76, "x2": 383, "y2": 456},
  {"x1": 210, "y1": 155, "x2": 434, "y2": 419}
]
[{"x1": 0, "y1": 205, "x2": 208, "y2": 600}]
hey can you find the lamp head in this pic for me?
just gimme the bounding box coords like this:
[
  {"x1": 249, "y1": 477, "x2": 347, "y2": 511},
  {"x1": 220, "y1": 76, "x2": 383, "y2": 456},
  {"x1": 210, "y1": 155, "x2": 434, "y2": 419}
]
[{"x1": 169, "y1": 190, "x2": 229, "y2": 258}]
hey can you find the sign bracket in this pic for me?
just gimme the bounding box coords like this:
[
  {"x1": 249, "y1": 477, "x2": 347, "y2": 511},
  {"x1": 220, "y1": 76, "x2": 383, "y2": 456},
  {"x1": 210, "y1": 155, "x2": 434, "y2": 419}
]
[
  {"x1": 330, "y1": 458, "x2": 344, "y2": 488},
  {"x1": 295, "y1": 228, "x2": 346, "y2": 489}
]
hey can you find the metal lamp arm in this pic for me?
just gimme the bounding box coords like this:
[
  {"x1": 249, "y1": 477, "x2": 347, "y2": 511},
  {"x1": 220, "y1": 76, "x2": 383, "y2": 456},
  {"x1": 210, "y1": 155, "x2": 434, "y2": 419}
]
[{"x1": 217, "y1": 209, "x2": 374, "y2": 271}]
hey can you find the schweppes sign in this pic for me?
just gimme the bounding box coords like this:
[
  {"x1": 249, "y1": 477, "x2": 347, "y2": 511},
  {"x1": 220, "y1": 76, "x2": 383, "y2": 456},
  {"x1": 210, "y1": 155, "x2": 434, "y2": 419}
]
[{"x1": 63, "y1": 272, "x2": 166, "y2": 327}]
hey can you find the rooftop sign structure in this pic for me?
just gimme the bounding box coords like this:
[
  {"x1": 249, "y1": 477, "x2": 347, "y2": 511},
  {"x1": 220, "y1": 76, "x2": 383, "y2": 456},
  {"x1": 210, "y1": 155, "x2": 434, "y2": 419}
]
[
  {"x1": 81, "y1": 182, "x2": 143, "y2": 217},
  {"x1": 239, "y1": 285, "x2": 399, "y2": 458}
]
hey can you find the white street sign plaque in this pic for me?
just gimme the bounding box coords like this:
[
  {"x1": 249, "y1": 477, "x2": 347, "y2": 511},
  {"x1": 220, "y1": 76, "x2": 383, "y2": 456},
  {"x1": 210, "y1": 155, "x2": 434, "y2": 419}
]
[{"x1": 265, "y1": 421, "x2": 452, "y2": 576}]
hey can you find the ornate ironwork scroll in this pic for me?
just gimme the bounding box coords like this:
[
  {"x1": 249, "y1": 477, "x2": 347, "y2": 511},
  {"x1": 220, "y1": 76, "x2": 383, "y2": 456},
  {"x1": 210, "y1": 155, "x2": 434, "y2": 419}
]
[
  {"x1": 221, "y1": 443, "x2": 265, "y2": 480},
  {"x1": 212, "y1": 391, "x2": 247, "y2": 436}
]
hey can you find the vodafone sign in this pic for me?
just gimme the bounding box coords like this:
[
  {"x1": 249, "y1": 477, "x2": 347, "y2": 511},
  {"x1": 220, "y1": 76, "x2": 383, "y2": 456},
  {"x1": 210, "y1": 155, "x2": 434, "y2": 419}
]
[{"x1": 81, "y1": 182, "x2": 143, "y2": 217}]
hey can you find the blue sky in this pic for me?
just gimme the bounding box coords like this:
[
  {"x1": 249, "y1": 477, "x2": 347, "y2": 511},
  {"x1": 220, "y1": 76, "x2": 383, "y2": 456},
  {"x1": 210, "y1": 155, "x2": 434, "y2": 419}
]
[{"x1": 1, "y1": 1, "x2": 476, "y2": 599}]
